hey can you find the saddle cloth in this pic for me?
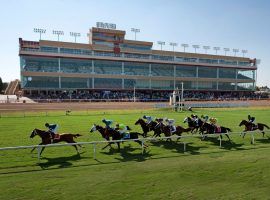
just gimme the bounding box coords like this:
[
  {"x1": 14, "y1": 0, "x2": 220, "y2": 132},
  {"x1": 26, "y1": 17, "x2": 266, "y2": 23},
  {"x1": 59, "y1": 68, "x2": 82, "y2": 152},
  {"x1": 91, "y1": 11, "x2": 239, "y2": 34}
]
[
  {"x1": 54, "y1": 134, "x2": 61, "y2": 140},
  {"x1": 123, "y1": 133, "x2": 130, "y2": 139},
  {"x1": 215, "y1": 126, "x2": 221, "y2": 133}
]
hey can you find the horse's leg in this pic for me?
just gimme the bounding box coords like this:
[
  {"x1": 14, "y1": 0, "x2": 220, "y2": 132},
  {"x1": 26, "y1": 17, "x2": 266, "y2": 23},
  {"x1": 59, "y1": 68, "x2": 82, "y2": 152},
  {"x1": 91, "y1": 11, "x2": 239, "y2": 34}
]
[
  {"x1": 225, "y1": 134, "x2": 231, "y2": 141},
  {"x1": 40, "y1": 147, "x2": 46, "y2": 156},
  {"x1": 31, "y1": 142, "x2": 43, "y2": 153},
  {"x1": 117, "y1": 142, "x2": 120, "y2": 151}
]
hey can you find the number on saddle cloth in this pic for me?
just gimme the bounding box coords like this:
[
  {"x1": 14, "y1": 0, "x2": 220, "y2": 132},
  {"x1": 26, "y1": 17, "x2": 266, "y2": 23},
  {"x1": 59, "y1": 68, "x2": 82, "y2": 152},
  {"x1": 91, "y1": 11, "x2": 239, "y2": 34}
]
[{"x1": 123, "y1": 133, "x2": 130, "y2": 139}]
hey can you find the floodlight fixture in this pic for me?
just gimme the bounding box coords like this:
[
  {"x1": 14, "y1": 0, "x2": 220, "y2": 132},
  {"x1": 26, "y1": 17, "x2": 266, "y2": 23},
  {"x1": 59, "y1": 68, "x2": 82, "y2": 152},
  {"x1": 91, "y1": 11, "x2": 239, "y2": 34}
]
[
  {"x1": 242, "y1": 49, "x2": 248, "y2": 57},
  {"x1": 224, "y1": 48, "x2": 230, "y2": 56},
  {"x1": 232, "y1": 49, "x2": 239, "y2": 56},
  {"x1": 33, "y1": 28, "x2": 46, "y2": 40},
  {"x1": 70, "y1": 32, "x2": 81, "y2": 43},
  {"x1": 192, "y1": 45, "x2": 200, "y2": 53},
  {"x1": 213, "y1": 47, "x2": 220, "y2": 55},
  {"x1": 52, "y1": 30, "x2": 64, "y2": 41},
  {"x1": 157, "y1": 41, "x2": 165, "y2": 50},
  {"x1": 169, "y1": 42, "x2": 178, "y2": 52},
  {"x1": 181, "y1": 44, "x2": 189, "y2": 52},
  {"x1": 203, "y1": 46, "x2": 210, "y2": 54},
  {"x1": 131, "y1": 28, "x2": 140, "y2": 40}
]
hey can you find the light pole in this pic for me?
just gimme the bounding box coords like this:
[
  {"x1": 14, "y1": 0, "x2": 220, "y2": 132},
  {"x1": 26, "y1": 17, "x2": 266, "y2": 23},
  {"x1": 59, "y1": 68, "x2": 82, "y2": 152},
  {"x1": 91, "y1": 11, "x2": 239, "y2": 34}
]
[
  {"x1": 203, "y1": 46, "x2": 210, "y2": 54},
  {"x1": 232, "y1": 49, "x2": 239, "y2": 57},
  {"x1": 242, "y1": 50, "x2": 248, "y2": 57},
  {"x1": 181, "y1": 44, "x2": 189, "y2": 52},
  {"x1": 33, "y1": 28, "x2": 46, "y2": 40},
  {"x1": 192, "y1": 45, "x2": 200, "y2": 53},
  {"x1": 169, "y1": 42, "x2": 178, "y2": 52},
  {"x1": 157, "y1": 41, "x2": 165, "y2": 50},
  {"x1": 70, "y1": 32, "x2": 81, "y2": 43},
  {"x1": 131, "y1": 28, "x2": 140, "y2": 40},
  {"x1": 213, "y1": 47, "x2": 220, "y2": 55},
  {"x1": 224, "y1": 48, "x2": 230, "y2": 56},
  {"x1": 52, "y1": 30, "x2": 64, "y2": 41}
]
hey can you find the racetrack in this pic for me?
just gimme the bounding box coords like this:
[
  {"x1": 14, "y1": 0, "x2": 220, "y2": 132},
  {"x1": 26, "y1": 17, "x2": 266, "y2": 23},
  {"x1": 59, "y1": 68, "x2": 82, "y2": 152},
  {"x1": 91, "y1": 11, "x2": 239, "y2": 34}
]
[{"x1": 0, "y1": 100, "x2": 269, "y2": 112}]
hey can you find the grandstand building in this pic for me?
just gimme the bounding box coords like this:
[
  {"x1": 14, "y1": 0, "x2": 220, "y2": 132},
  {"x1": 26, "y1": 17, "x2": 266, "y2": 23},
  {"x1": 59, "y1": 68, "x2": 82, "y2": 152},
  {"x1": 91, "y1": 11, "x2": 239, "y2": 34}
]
[{"x1": 19, "y1": 24, "x2": 257, "y2": 97}]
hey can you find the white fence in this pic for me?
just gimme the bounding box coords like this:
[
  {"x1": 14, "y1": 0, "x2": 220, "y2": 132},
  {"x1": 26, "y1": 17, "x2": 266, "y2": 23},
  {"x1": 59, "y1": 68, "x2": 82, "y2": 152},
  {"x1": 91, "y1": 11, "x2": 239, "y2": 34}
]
[{"x1": 1, "y1": 130, "x2": 269, "y2": 163}]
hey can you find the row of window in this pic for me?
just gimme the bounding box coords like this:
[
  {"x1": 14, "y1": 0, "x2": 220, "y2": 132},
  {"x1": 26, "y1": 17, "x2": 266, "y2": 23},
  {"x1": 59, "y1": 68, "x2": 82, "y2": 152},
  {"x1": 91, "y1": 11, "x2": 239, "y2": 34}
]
[
  {"x1": 21, "y1": 46, "x2": 252, "y2": 67},
  {"x1": 22, "y1": 76, "x2": 254, "y2": 90},
  {"x1": 21, "y1": 56, "x2": 255, "y2": 80}
]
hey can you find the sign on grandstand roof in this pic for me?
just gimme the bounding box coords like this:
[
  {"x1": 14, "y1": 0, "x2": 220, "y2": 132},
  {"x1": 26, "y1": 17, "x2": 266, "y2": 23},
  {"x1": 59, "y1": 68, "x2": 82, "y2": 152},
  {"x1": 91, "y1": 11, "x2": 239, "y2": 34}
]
[{"x1": 96, "y1": 22, "x2": 116, "y2": 30}]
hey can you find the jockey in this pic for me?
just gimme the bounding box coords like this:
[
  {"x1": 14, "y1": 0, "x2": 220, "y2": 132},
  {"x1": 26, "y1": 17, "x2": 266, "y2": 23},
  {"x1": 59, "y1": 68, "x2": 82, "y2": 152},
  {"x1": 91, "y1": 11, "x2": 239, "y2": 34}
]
[
  {"x1": 45, "y1": 123, "x2": 59, "y2": 139},
  {"x1": 165, "y1": 118, "x2": 176, "y2": 133},
  {"x1": 201, "y1": 115, "x2": 209, "y2": 123},
  {"x1": 155, "y1": 118, "x2": 164, "y2": 128},
  {"x1": 143, "y1": 115, "x2": 154, "y2": 125},
  {"x1": 191, "y1": 114, "x2": 199, "y2": 126},
  {"x1": 102, "y1": 118, "x2": 113, "y2": 129},
  {"x1": 115, "y1": 123, "x2": 129, "y2": 139},
  {"x1": 248, "y1": 115, "x2": 256, "y2": 128}
]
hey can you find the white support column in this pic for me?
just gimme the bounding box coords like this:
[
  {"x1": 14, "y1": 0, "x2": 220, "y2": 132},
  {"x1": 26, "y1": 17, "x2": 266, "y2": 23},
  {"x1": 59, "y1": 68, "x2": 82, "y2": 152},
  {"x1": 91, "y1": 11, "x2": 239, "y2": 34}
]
[
  {"x1": 149, "y1": 64, "x2": 151, "y2": 76},
  {"x1": 122, "y1": 79, "x2": 124, "y2": 89},
  {"x1": 59, "y1": 76, "x2": 61, "y2": 89},
  {"x1": 92, "y1": 78, "x2": 95, "y2": 89},
  {"x1": 173, "y1": 65, "x2": 176, "y2": 90},
  {"x1": 91, "y1": 60, "x2": 95, "y2": 74},
  {"x1": 122, "y1": 62, "x2": 124, "y2": 75}
]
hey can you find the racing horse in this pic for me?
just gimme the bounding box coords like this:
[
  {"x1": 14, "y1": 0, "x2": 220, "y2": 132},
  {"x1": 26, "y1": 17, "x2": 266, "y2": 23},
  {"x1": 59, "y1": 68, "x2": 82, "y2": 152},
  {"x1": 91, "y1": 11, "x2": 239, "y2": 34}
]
[
  {"x1": 135, "y1": 118, "x2": 160, "y2": 137},
  {"x1": 239, "y1": 120, "x2": 269, "y2": 138},
  {"x1": 30, "y1": 128, "x2": 82, "y2": 155},
  {"x1": 201, "y1": 123, "x2": 231, "y2": 141},
  {"x1": 90, "y1": 124, "x2": 146, "y2": 151},
  {"x1": 183, "y1": 117, "x2": 204, "y2": 134},
  {"x1": 155, "y1": 121, "x2": 191, "y2": 141}
]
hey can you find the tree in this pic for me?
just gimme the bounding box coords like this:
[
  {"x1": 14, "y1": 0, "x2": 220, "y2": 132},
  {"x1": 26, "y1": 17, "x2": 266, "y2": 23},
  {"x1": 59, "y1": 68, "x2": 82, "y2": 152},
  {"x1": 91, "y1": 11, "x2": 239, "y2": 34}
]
[{"x1": 0, "y1": 77, "x2": 3, "y2": 94}]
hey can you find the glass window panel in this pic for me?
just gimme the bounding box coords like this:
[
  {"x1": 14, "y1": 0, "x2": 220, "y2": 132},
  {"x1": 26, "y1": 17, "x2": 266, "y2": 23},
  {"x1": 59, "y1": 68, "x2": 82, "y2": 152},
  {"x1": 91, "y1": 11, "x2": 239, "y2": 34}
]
[
  {"x1": 218, "y1": 82, "x2": 236, "y2": 90},
  {"x1": 237, "y1": 82, "x2": 254, "y2": 90},
  {"x1": 151, "y1": 64, "x2": 174, "y2": 76},
  {"x1": 219, "y1": 68, "x2": 236, "y2": 79},
  {"x1": 61, "y1": 77, "x2": 88, "y2": 89},
  {"x1": 22, "y1": 56, "x2": 59, "y2": 72},
  {"x1": 175, "y1": 65, "x2": 196, "y2": 77},
  {"x1": 197, "y1": 81, "x2": 217, "y2": 90},
  {"x1": 198, "y1": 67, "x2": 217, "y2": 78},
  {"x1": 151, "y1": 80, "x2": 174, "y2": 90},
  {"x1": 94, "y1": 60, "x2": 122, "y2": 74},
  {"x1": 237, "y1": 69, "x2": 254, "y2": 80},
  {"x1": 94, "y1": 78, "x2": 122, "y2": 89},
  {"x1": 22, "y1": 76, "x2": 59, "y2": 88},
  {"x1": 60, "y1": 58, "x2": 92, "y2": 73},
  {"x1": 124, "y1": 62, "x2": 149, "y2": 76}
]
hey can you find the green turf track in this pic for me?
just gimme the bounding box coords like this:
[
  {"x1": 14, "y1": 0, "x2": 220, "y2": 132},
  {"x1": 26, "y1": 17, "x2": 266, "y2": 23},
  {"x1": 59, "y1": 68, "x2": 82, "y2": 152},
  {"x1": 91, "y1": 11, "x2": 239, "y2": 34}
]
[{"x1": 1, "y1": 107, "x2": 270, "y2": 200}]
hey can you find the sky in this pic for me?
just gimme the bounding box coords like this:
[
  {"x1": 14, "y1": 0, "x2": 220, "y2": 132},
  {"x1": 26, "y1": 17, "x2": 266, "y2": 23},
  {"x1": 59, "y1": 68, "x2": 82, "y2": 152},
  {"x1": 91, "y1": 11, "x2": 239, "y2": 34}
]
[{"x1": 0, "y1": 0, "x2": 269, "y2": 86}]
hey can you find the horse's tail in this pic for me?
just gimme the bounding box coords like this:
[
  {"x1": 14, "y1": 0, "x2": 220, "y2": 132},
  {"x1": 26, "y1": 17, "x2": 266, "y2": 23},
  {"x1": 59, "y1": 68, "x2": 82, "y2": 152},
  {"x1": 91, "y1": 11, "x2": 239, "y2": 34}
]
[
  {"x1": 127, "y1": 126, "x2": 132, "y2": 131},
  {"x1": 261, "y1": 124, "x2": 270, "y2": 129},
  {"x1": 73, "y1": 134, "x2": 82, "y2": 138}
]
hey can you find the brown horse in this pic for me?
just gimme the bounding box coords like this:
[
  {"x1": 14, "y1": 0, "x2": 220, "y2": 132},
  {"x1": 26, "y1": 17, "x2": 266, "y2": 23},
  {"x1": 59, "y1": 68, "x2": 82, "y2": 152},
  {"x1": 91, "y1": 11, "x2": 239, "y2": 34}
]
[
  {"x1": 90, "y1": 124, "x2": 146, "y2": 151},
  {"x1": 239, "y1": 120, "x2": 269, "y2": 138},
  {"x1": 135, "y1": 118, "x2": 160, "y2": 137},
  {"x1": 30, "y1": 128, "x2": 82, "y2": 155},
  {"x1": 156, "y1": 122, "x2": 191, "y2": 141}
]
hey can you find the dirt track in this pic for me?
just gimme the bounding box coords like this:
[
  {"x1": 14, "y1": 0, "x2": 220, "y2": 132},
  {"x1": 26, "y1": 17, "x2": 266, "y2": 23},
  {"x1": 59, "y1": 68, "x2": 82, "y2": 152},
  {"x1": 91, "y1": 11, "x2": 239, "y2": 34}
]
[{"x1": 0, "y1": 100, "x2": 269, "y2": 112}]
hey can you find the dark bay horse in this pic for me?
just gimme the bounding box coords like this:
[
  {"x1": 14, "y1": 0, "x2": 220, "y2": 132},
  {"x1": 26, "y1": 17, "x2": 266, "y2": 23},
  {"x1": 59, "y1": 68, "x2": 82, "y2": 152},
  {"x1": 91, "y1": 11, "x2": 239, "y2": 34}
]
[
  {"x1": 239, "y1": 120, "x2": 269, "y2": 138},
  {"x1": 90, "y1": 124, "x2": 146, "y2": 151},
  {"x1": 135, "y1": 118, "x2": 160, "y2": 137},
  {"x1": 30, "y1": 128, "x2": 82, "y2": 155},
  {"x1": 201, "y1": 123, "x2": 231, "y2": 141},
  {"x1": 155, "y1": 122, "x2": 191, "y2": 141},
  {"x1": 183, "y1": 117, "x2": 204, "y2": 134}
]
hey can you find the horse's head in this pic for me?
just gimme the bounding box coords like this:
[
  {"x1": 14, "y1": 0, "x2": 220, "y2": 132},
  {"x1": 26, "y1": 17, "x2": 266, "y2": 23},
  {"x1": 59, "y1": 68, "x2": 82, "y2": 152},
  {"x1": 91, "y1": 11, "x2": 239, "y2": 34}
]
[
  {"x1": 135, "y1": 118, "x2": 143, "y2": 125},
  {"x1": 239, "y1": 120, "x2": 247, "y2": 127},
  {"x1": 90, "y1": 124, "x2": 97, "y2": 132},
  {"x1": 183, "y1": 117, "x2": 188, "y2": 123},
  {"x1": 30, "y1": 129, "x2": 38, "y2": 138}
]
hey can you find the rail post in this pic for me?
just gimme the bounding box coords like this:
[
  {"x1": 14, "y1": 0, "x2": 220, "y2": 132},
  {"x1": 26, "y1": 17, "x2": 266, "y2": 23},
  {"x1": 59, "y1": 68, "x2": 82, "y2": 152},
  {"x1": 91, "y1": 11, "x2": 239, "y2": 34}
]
[
  {"x1": 183, "y1": 142, "x2": 186, "y2": 152},
  {"x1": 141, "y1": 140, "x2": 144, "y2": 155},
  {"x1": 219, "y1": 135, "x2": 222, "y2": 148},
  {"x1": 37, "y1": 145, "x2": 41, "y2": 163},
  {"x1": 93, "y1": 143, "x2": 96, "y2": 159}
]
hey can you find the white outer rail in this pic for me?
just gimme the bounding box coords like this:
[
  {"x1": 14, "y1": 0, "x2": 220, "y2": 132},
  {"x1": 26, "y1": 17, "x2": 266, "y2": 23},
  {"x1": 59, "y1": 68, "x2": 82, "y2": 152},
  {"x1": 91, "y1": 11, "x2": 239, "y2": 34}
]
[{"x1": 0, "y1": 130, "x2": 269, "y2": 163}]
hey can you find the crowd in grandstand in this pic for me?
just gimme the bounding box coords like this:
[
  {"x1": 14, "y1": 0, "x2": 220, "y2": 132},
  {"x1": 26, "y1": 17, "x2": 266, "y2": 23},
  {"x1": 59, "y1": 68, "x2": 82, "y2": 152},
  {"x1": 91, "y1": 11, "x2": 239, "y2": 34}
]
[{"x1": 25, "y1": 90, "x2": 269, "y2": 101}]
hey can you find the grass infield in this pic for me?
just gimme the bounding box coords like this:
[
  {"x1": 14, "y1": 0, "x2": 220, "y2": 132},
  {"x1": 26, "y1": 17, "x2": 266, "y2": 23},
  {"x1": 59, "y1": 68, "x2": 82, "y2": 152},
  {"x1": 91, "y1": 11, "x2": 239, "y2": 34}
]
[{"x1": 0, "y1": 107, "x2": 270, "y2": 200}]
